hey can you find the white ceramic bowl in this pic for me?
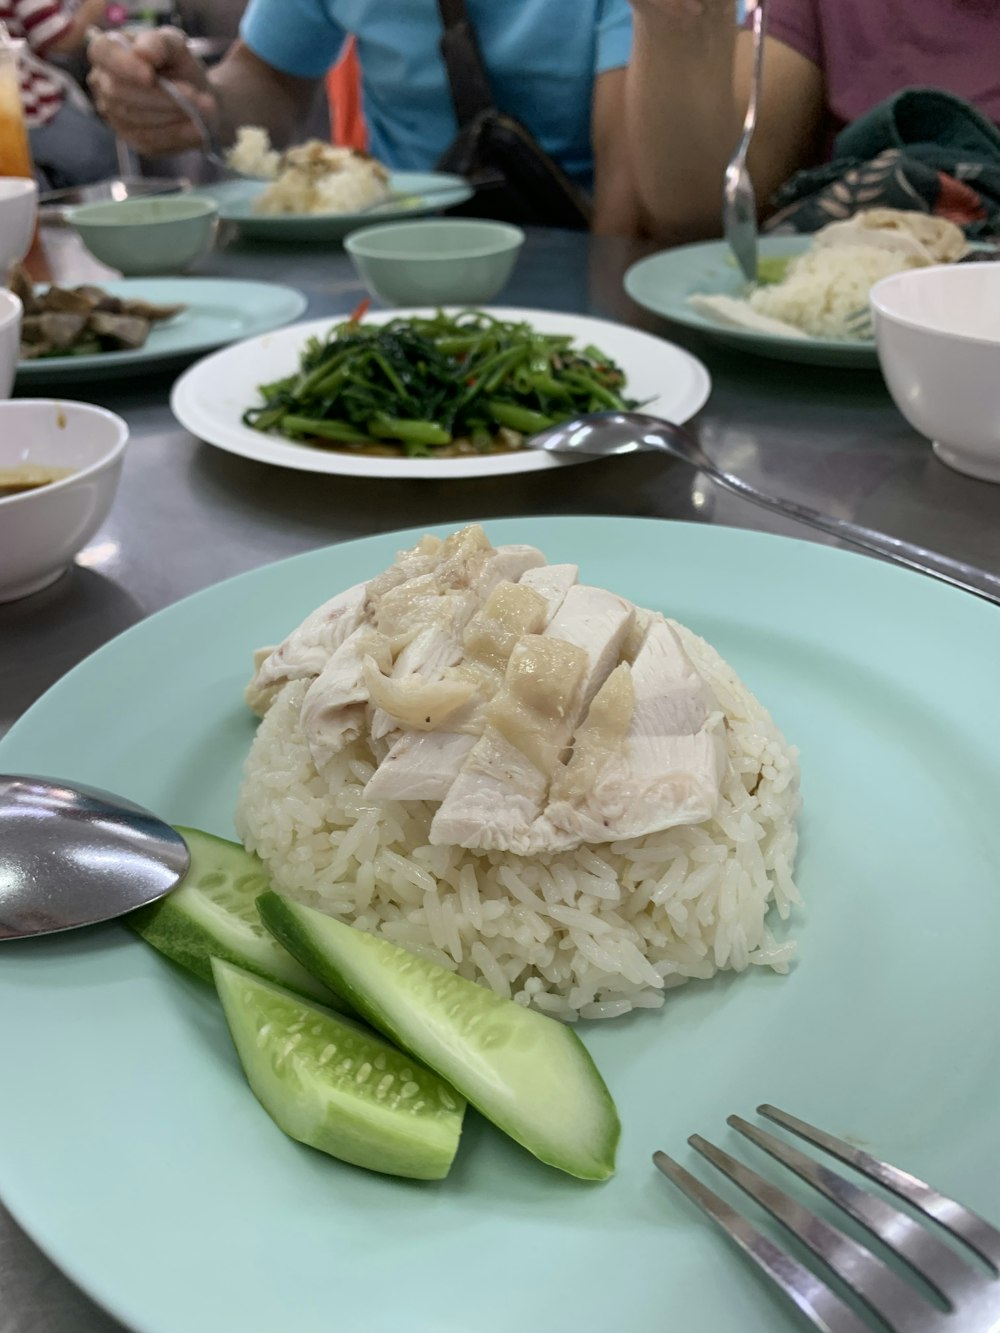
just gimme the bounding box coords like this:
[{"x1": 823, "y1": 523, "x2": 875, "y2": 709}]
[
  {"x1": 0, "y1": 289, "x2": 21, "y2": 398},
  {"x1": 871, "y1": 263, "x2": 1000, "y2": 482},
  {"x1": 0, "y1": 400, "x2": 129, "y2": 601},
  {"x1": 0, "y1": 176, "x2": 37, "y2": 273}
]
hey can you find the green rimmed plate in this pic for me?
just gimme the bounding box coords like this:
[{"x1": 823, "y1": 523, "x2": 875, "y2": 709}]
[
  {"x1": 625, "y1": 237, "x2": 879, "y2": 367},
  {"x1": 16, "y1": 278, "x2": 308, "y2": 382},
  {"x1": 197, "y1": 171, "x2": 474, "y2": 242},
  {"x1": 0, "y1": 516, "x2": 997, "y2": 1333}
]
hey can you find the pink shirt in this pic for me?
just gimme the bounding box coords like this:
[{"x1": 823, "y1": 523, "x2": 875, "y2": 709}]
[{"x1": 762, "y1": 0, "x2": 1000, "y2": 150}]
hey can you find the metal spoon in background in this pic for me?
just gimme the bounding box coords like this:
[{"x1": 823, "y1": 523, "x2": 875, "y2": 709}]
[
  {"x1": 723, "y1": 0, "x2": 769, "y2": 283},
  {"x1": 527, "y1": 411, "x2": 1000, "y2": 607},
  {"x1": 0, "y1": 776, "x2": 189, "y2": 940}
]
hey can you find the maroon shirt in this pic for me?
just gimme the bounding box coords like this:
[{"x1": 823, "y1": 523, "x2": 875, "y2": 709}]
[{"x1": 759, "y1": 0, "x2": 1000, "y2": 150}]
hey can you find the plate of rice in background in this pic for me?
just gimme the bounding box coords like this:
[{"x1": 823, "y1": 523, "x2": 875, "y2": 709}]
[
  {"x1": 624, "y1": 209, "x2": 971, "y2": 367},
  {"x1": 194, "y1": 127, "x2": 473, "y2": 242},
  {"x1": 1, "y1": 515, "x2": 998, "y2": 1333}
]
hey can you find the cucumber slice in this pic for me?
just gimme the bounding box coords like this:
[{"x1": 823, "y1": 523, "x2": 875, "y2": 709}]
[
  {"x1": 128, "y1": 827, "x2": 346, "y2": 1009},
  {"x1": 212, "y1": 959, "x2": 465, "y2": 1181},
  {"x1": 258, "y1": 892, "x2": 620, "y2": 1181}
]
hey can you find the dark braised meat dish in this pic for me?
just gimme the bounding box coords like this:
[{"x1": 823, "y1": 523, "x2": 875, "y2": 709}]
[{"x1": 8, "y1": 263, "x2": 186, "y2": 359}]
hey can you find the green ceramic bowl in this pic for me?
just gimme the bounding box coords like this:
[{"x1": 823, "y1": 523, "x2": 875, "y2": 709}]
[
  {"x1": 344, "y1": 219, "x2": 524, "y2": 306},
  {"x1": 69, "y1": 196, "x2": 218, "y2": 276}
]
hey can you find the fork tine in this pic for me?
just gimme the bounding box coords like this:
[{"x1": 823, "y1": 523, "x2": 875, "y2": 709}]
[
  {"x1": 690, "y1": 1134, "x2": 935, "y2": 1331},
  {"x1": 653, "y1": 1150, "x2": 871, "y2": 1333},
  {"x1": 729, "y1": 1116, "x2": 970, "y2": 1304},
  {"x1": 759, "y1": 1106, "x2": 1000, "y2": 1273}
]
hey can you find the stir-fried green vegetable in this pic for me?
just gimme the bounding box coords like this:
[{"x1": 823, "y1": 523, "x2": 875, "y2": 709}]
[{"x1": 243, "y1": 309, "x2": 638, "y2": 458}]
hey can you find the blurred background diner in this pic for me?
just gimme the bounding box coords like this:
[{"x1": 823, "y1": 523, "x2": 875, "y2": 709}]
[
  {"x1": 627, "y1": 0, "x2": 1000, "y2": 243},
  {"x1": 84, "y1": 0, "x2": 641, "y2": 232}
]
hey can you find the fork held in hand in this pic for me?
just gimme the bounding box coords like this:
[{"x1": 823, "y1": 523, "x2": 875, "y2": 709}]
[
  {"x1": 723, "y1": 0, "x2": 769, "y2": 283},
  {"x1": 655, "y1": 1105, "x2": 1000, "y2": 1331}
]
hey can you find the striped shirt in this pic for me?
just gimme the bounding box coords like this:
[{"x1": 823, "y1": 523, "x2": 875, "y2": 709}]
[{"x1": 0, "y1": 0, "x2": 72, "y2": 128}]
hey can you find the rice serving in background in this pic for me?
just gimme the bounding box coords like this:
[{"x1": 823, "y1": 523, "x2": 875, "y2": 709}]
[
  {"x1": 690, "y1": 207, "x2": 969, "y2": 342},
  {"x1": 747, "y1": 243, "x2": 922, "y2": 339},
  {"x1": 227, "y1": 126, "x2": 392, "y2": 216},
  {"x1": 236, "y1": 530, "x2": 801, "y2": 1021}
]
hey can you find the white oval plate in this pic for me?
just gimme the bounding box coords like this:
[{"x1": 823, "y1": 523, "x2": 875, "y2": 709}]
[{"x1": 169, "y1": 307, "x2": 712, "y2": 479}]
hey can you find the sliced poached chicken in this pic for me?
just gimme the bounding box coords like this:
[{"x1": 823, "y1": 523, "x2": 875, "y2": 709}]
[{"x1": 248, "y1": 530, "x2": 728, "y2": 850}]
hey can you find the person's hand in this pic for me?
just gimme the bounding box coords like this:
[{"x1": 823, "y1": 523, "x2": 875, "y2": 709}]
[{"x1": 88, "y1": 27, "x2": 219, "y2": 156}]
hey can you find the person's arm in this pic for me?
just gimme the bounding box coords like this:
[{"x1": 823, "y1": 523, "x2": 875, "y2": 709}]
[
  {"x1": 41, "y1": 0, "x2": 106, "y2": 56},
  {"x1": 625, "y1": 0, "x2": 824, "y2": 243},
  {"x1": 591, "y1": 67, "x2": 648, "y2": 236},
  {"x1": 88, "y1": 30, "x2": 318, "y2": 158}
]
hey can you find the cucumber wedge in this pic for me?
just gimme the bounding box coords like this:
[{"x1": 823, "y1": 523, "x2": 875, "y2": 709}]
[
  {"x1": 212, "y1": 959, "x2": 465, "y2": 1180},
  {"x1": 258, "y1": 892, "x2": 620, "y2": 1181},
  {"x1": 128, "y1": 827, "x2": 346, "y2": 1009}
]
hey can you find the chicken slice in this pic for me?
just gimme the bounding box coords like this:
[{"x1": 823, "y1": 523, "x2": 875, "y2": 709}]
[
  {"x1": 245, "y1": 582, "x2": 366, "y2": 716},
  {"x1": 362, "y1": 656, "x2": 476, "y2": 732},
  {"x1": 545, "y1": 583, "x2": 636, "y2": 715},
  {"x1": 517, "y1": 563, "x2": 578, "y2": 617},
  {"x1": 364, "y1": 579, "x2": 551, "y2": 802},
  {"x1": 299, "y1": 625, "x2": 391, "y2": 766},
  {"x1": 429, "y1": 635, "x2": 588, "y2": 852},
  {"x1": 426, "y1": 589, "x2": 635, "y2": 851},
  {"x1": 360, "y1": 730, "x2": 480, "y2": 803},
  {"x1": 368, "y1": 544, "x2": 545, "y2": 741},
  {"x1": 364, "y1": 525, "x2": 487, "y2": 608},
  {"x1": 541, "y1": 615, "x2": 727, "y2": 846},
  {"x1": 292, "y1": 528, "x2": 488, "y2": 759}
]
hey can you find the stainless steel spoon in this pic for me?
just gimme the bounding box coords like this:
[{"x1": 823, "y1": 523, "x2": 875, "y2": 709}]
[
  {"x1": 527, "y1": 412, "x2": 1000, "y2": 607},
  {"x1": 0, "y1": 776, "x2": 189, "y2": 940}
]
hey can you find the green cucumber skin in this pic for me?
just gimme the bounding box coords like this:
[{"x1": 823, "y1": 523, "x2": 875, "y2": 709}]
[
  {"x1": 258, "y1": 892, "x2": 620, "y2": 1181},
  {"x1": 128, "y1": 827, "x2": 348, "y2": 1011},
  {"x1": 212, "y1": 960, "x2": 465, "y2": 1181}
]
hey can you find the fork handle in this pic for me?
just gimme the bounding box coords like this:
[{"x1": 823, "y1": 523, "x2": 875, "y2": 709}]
[{"x1": 685, "y1": 444, "x2": 1000, "y2": 607}]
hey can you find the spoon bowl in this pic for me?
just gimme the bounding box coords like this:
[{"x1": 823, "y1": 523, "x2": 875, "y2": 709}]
[
  {"x1": 0, "y1": 775, "x2": 189, "y2": 940},
  {"x1": 527, "y1": 411, "x2": 1000, "y2": 606}
]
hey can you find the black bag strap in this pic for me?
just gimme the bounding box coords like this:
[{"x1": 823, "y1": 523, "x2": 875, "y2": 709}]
[{"x1": 436, "y1": 0, "x2": 497, "y2": 127}]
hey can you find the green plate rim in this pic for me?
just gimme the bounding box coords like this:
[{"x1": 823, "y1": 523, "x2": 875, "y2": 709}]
[
  {"x1": 0, "y1": 515, "x2": 998, "y2": 1333},
  {"x1": 624, "y1": 237, "x2": 880, "y2": 367},
  {"x1": 15, "y1": 277, "x2": 309, "y2": 380}
]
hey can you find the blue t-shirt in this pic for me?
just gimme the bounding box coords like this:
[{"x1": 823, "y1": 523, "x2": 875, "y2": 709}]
[{"x1": 240, "y1": 0, "x2": 632, "y2": 191}]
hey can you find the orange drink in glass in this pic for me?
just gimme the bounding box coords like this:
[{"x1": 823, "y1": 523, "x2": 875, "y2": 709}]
[{"x1": 0, "y1": 34, "x2": 33, "y2": 178}]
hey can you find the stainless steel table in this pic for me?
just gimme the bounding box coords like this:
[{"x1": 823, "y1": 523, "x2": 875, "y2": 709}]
[{"x1": 2, "y1": 225, "x2": 998, "y2": 1333}]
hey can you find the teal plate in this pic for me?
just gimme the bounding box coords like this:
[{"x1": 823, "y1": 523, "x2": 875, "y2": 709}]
[
  {"x1": 16, "y1": 278, "x2": 308, "y2": 382},
  {"x1": 625, "y1": 237, "x2": 880, "y2": 367},
  {"x1": 196, "y1": 170, "x2": 474, "y2": 242},
  {"x1": 1, "y1": 516, "x2": 998, "y2": 1333}
]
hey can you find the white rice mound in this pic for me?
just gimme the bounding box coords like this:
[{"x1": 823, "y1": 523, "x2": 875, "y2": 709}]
[
  {"x1": 227, "y1": 127, "x2": 392, "y2": 216},
  {"x1": 749, "y1": 242, "x2": 922, "y2": 339},
  {"x1": 235, "y1": 621, "x2": 801, "y2": 1022},
  {"x1": 226, "y1": 126, "x2": 281, "y2": 180}
]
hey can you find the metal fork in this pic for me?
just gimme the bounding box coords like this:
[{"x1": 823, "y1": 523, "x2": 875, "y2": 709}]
[
  {"x1": 92, "y1": 28, "x2": 245, "y2": 179},
  {"x1": 844, "y1": 306, "x2": 874, "y2": 340},
  {"x1": 655, "y1": 1105, "x2": 1000, "y2": 1331},
  {"x1": 723, "y1": 0, "x2": 769, "y2": 283}
]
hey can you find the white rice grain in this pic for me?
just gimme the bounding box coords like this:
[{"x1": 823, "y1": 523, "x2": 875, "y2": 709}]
[{"x1": 234, "y1": 620, "x2": 801, "y2": 1021}]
